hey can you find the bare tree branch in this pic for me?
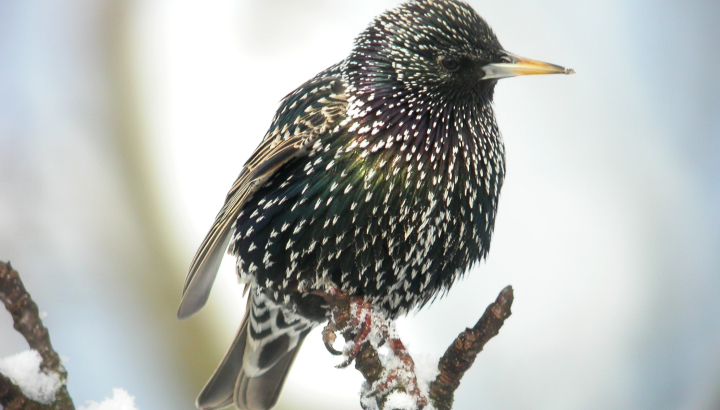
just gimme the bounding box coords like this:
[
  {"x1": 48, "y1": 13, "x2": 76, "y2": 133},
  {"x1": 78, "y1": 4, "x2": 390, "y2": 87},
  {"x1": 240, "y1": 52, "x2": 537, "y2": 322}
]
[
  {"x1": 322, "y1": 285, "x2": 514, "y2": 410},
  {"x1": 429, "y1": 286, "x2": 514, "y2": 410},
  {"x1": 0, "y1": 373, "x2": 47, "y2": 410},
  {"x1": 0, "y1": 259, "x2": 513, "y2": 410},
  {"x1": 0, "y1": 261, "x2": 75, "y2": 410}
]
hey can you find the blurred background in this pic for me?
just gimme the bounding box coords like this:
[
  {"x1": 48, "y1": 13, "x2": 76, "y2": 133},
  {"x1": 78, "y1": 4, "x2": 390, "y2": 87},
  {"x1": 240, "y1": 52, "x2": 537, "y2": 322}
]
[{"x1": 1, "y1": 0, "x2": 719, "y2": 409}]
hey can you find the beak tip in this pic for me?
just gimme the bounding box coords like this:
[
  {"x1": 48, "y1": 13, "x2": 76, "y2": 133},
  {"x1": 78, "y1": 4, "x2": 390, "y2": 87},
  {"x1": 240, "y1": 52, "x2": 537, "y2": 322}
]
[{"x1": 565, "y1": 67, "x2": 576, "y2": 75}]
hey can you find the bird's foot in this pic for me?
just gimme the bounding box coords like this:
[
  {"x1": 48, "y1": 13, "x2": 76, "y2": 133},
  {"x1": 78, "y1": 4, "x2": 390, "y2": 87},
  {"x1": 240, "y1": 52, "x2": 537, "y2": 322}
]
[
  {"x1": 318, "y1": 287, "x2": 428, "y2": 408},
  {"x1": 319, "y1": 288, "x2": 388, "y2": 368},
  {"x1": 322, "y1": 320, "x2": 342, "y2": 355},
  {"x1": 336, "y1": 296, "x2": 378, "y2": 368}
]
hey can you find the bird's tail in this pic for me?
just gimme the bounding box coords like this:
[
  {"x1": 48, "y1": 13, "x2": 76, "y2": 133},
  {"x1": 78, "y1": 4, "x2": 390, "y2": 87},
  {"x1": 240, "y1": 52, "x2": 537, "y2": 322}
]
[{"x1": 196, "y1": 291, "x2": 315, "y2": 410}]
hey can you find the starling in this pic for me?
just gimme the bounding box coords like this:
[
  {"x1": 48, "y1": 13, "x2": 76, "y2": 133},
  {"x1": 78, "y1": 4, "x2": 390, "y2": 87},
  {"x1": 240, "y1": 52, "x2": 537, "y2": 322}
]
[{"x1": 178, "y1": 1, "x2": 572, "y2": 409}]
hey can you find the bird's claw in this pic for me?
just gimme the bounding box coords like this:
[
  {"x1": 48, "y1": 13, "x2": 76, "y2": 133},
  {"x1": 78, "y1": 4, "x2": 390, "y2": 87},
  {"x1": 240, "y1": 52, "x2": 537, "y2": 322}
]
[
  {"x1": 321, "y1": 290, "x2": 377, "y2": 368},
  {"x1": 337, "y1": 297, "x2": 375, "y2": 367},
  {"x1": 336, "y1": 355, "x2": 355, "y2": 369},
  {"x1": 322, "y1": 321, "x2": 342, "y2": 356}
]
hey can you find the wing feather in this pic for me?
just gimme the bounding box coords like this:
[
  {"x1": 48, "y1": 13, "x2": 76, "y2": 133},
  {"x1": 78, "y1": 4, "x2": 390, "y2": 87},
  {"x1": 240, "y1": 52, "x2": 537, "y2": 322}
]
[{"x1": 178, "y1": 76, "x2": 347, "y2": 319}]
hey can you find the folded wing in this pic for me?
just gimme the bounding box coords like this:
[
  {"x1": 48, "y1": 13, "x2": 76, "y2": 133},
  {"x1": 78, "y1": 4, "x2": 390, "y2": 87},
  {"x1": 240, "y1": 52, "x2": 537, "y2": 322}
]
[{"x1": 177, "y1": 74, "x2": 347, "y2": 319}]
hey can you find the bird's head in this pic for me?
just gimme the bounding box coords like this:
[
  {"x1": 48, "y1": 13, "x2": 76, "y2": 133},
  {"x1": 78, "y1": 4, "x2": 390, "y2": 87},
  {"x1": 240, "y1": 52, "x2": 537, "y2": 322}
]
[{"x1": 346, "y1": 0, "x2": 573, "y2": 103}]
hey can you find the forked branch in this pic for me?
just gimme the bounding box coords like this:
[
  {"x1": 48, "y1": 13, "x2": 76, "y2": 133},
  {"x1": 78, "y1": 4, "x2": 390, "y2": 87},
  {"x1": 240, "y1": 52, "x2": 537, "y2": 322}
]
[
  {"x1": 323, "y1": 286, "x2": 514, "y2": 410},
  {"x1": 0, "y1": 260, "x2": 513, "y2": 410}
]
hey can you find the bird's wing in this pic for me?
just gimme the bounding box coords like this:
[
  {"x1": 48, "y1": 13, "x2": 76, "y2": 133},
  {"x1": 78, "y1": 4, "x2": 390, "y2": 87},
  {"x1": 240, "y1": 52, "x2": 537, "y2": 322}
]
[{"x1": 178, "y1": 75, "x2": 347, "y2": 319}]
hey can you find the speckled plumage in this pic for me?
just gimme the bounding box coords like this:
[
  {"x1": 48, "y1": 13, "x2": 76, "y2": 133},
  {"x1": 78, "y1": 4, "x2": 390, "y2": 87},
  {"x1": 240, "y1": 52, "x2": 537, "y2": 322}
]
[
  {"x1": 179, "y1": 1, "x2": 570, "y2": 409},
  {"x1": 232, "y1": 1, "x2": 505, "y2": 317}
]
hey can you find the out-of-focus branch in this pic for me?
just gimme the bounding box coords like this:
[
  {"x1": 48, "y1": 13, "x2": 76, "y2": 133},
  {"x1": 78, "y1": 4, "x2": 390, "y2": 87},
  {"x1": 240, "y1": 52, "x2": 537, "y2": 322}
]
[
  {"x1": 322, "y1": 286, "x2": 514, "y2": 410},
  {"x1": 0, "y1": 373, "x2": 46, "y2": 410},
  {"x1": 0, "y1": 261, "x2": 75, "y2": 410}
]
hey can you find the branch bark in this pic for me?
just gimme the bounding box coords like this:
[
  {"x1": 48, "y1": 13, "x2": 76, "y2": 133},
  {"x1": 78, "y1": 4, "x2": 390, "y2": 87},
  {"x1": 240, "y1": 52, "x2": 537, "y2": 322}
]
[
  {"x1": 323, "y1": 286, "x2": 514, "y2": 410},
  {"x1": 428, "y1": 286, "x2": 514, "y2": 410},
  {"x1": 0, "y1": 259, "x2": 514, "y2": 410},
  {"x1": 0, "y1": 261, "x2": 75, "y2": 410}
]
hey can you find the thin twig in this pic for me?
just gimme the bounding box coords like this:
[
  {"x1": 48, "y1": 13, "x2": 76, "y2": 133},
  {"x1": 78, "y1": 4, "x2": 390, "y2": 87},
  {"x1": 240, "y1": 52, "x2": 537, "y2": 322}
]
[{"x1": 0, "y1": 261, "x2": 75, "y2": 410}]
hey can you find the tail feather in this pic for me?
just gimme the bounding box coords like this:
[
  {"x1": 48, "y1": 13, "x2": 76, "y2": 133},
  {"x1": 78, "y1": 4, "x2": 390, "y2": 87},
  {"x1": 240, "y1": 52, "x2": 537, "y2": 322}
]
[
  {"x1": 197, "y1": 291, "x2": 316, "y2": 410},
  {"x1": 234, "y1": 340, "x2": 303, "y2": 410},
  {"x1": 196, "y1": 315, "x2": 249, "y2": 409}
]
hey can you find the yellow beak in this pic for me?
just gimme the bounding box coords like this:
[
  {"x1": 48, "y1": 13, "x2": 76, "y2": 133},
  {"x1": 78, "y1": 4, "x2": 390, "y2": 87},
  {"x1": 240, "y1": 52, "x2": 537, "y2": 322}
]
[{"x1": 482, "y1": 52, "x2": 575, "y2": 80}]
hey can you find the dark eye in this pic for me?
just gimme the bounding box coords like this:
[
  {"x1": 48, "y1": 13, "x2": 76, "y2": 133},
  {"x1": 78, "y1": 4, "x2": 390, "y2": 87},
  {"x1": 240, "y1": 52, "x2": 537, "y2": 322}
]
[{"x1": 440, "y1": 56, "x2": 461, "y2": 72}]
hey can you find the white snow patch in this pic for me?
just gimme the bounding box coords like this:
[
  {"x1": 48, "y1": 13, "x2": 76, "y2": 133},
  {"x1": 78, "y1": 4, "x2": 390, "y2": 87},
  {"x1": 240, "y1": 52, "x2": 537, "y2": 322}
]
[
  {"x1": 383, "y1": 392, "x2": 417, "y2": 410},
  {"x1": 412, "y1": 352, "x2": 440, "y2": 396},
  {"x1": 376, "y1": 346, "x2": 400, "y2": 368},
  {"x1": 79, "y1": 389, "x2": 139, "y2": 410},
  {"x1": 0, "y1": 350, "x2": 63, "y2": 404}
]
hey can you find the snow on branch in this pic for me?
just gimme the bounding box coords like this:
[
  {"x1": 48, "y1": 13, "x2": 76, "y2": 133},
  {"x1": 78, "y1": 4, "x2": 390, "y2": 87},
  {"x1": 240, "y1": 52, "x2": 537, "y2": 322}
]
[
  {"x1": 0, "y1": 261, "x2": 75, "y2": 410},
  {"x1": 0, "y1": 259, "x2": 513, "y2": 410},
  {"x1": 322, "y1": 286, "x2": 514, "y2": 410}
]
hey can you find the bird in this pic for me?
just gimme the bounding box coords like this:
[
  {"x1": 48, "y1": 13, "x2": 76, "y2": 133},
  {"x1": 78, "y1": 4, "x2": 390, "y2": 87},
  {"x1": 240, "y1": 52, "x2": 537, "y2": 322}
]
[{"x1": 178, "y1": 1, "x2": 572, "y2": 409}]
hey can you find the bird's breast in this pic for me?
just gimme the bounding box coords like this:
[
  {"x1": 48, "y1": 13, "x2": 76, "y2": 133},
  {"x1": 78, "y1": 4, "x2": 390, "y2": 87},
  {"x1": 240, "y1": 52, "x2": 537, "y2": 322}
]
[{"x1": 232, "y1": 110, "x2": 504, "y2": 316}]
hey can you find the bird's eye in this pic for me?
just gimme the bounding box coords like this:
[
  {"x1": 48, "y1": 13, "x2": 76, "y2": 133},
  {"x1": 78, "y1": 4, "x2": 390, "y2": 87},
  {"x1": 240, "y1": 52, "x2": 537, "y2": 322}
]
[
  {"x1": 500, "y1": 54, "x2": 514, "y2": 63},
  {"x1": 440, "y1": 56, "x2": 461, "y2": 72}
]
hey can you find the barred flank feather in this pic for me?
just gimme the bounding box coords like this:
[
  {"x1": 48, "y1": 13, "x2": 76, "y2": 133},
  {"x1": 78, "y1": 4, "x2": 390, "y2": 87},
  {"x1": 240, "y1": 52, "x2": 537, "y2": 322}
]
[{"x1": 197, "y1": 290, "x2": 317, "y2": 410}]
